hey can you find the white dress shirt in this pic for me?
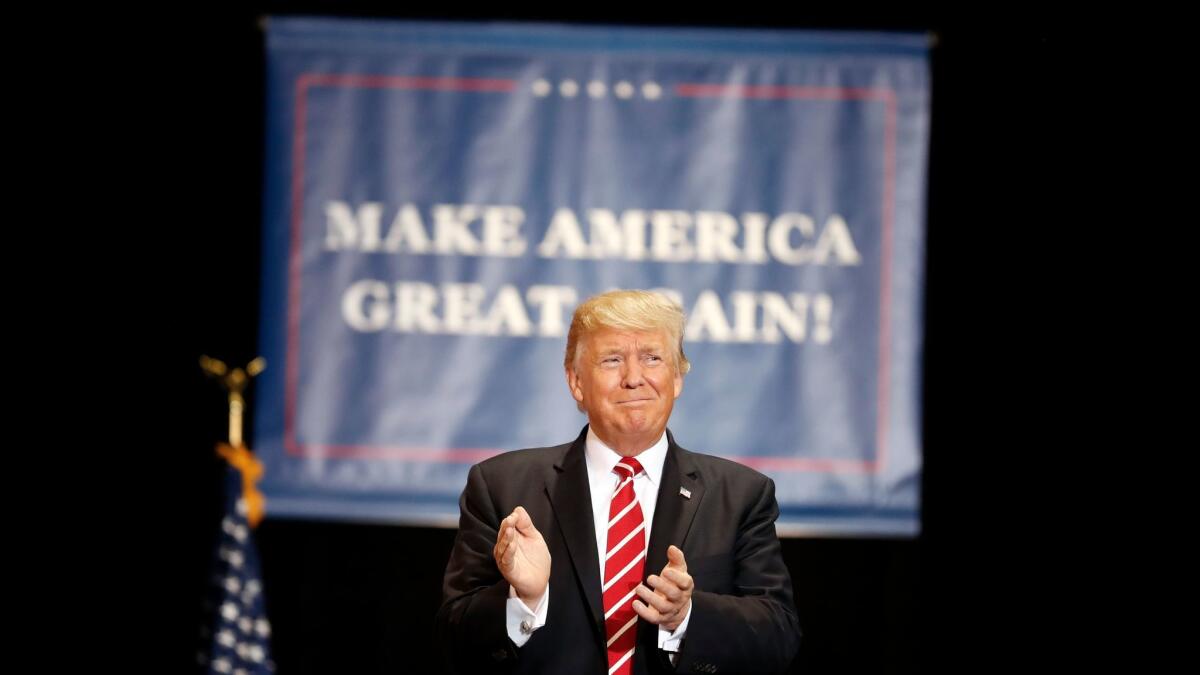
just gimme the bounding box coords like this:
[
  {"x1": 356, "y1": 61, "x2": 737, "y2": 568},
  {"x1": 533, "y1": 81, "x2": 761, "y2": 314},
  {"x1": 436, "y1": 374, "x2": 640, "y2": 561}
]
[{"x1": 506, "y1": 428, "x2": 692, "y2": 655}]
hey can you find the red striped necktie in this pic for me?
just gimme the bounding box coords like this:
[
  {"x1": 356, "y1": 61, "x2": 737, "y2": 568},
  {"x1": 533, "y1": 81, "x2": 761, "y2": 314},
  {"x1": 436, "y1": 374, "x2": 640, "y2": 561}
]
[{"x1": 603, "y1": 457, "x2": 646, "y2": 675}]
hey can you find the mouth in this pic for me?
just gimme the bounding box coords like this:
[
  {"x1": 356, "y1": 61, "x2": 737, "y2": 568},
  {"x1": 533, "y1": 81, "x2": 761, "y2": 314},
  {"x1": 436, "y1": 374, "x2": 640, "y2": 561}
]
[{"x1": 617, "y1": 398, "x2": 652, "y2": 405}]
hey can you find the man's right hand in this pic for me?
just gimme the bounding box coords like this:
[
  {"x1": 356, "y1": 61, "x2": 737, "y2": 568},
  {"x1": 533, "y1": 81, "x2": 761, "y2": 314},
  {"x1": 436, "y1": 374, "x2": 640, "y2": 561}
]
[{"x1": 493, "y1": 505, "x2": 551, "y2": 606}]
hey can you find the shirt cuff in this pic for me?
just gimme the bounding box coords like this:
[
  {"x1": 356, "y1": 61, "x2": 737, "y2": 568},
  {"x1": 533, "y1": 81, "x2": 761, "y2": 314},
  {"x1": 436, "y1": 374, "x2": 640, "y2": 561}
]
[
  {"x1": 657, "y1": 600, "x2": 692, "y2": 653},
  {"x1": 505, "y1": 584, "x2": 549, "y2": 647}
]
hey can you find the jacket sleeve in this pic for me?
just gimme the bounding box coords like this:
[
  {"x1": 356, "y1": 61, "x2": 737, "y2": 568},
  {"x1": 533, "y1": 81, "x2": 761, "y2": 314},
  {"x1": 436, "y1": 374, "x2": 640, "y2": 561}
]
[
  {"x1": 434, "y1": 463, "x2": 519, "y2": 674},
  {"x1": 672, "y1": 477, "x2": 801, "y2": 675}
]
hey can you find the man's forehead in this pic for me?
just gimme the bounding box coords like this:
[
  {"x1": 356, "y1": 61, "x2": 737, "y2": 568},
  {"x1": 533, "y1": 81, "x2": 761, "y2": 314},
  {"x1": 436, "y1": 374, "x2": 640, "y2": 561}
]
[{"x1": 588, "y1": 329, "x2": 669, "y2": 351}]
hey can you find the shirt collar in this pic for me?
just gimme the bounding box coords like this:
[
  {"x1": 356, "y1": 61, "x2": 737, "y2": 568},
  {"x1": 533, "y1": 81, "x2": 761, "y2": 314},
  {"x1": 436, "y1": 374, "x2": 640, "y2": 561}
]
[{"x1": 585, "y1": 426, "x2": 668, "y2": 486}]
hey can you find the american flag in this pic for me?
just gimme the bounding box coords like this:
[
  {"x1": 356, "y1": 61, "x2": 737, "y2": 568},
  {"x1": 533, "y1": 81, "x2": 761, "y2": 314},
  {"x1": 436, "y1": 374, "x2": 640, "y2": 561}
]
[{"x1": 198, "y1": 462, "x2": 274, "y2": 674}]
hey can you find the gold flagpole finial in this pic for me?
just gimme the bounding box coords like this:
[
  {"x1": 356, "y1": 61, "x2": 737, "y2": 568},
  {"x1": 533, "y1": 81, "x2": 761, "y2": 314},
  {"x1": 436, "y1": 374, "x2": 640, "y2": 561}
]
[{"x1": 201, "y1": 355, "x2": 266, "y2": 448}]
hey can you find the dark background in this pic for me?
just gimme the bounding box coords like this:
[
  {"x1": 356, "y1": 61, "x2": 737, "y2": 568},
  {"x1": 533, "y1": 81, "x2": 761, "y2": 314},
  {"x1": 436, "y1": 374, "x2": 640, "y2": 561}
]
[{"x1": 132, "y1": 7, "x2": 1063, "y2": 674}]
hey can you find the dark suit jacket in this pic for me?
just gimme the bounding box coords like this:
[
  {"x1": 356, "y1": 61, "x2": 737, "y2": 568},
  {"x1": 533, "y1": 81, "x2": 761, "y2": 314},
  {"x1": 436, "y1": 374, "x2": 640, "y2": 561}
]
[{"x1": 435, "y1": 426, "x2": 801, "y2": 675}]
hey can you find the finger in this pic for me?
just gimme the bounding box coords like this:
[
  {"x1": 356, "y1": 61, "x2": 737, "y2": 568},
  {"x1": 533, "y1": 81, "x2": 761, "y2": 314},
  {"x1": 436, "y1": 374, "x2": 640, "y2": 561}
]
[
  {"x1": 500, "y1": 527, "x2": 517, "y2": 566},
  {"x1": 496, "y1": 526, "x2": 509, "y2": 560},
  {"x1": 494, "y1": 526, "x2": 511, "y2": 566},
  {"x1": 635, "y1": 583, "x2": 675, "y2": 614},
  {"x1": 497, "y1": 514, "x2": 514, "y2": 541},
  {"x1": 506, "y1": 527, "x2": 519, "y2": 562},
  {"x1": 494, "y1": 515, "x2": 510, "y2": 546},
  {"x1": 661, "y1": 568, "x2": 693, "y2": 591},
  {"x1": 631, "y1": 598, "x2": 663, "y2": 624},
  {"x1": 513, "y1": 506, "x2": 537, "y2": 533},
  {"x1": 647, "y1": 574, "x2": 682, "y2": 602},
  {"x1": 666, "y1": 545, "x2": 687, "y2": 572},
  {"x1": 506, "y1": 509, "x2": 522, "y2": 530}
]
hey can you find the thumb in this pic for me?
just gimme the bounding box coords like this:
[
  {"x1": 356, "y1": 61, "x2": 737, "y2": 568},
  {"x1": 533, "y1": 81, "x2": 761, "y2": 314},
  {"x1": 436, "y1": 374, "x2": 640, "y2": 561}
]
[{"x1": 666, "y1": 544, "x2": 687, "y2": 571}]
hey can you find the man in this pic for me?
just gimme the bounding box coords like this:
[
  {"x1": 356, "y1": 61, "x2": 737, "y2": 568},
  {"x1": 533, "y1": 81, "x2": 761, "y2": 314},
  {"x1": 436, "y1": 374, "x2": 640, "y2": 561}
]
[{"x1": 436, "y1": 290, "x2": 801, "y2": 674}]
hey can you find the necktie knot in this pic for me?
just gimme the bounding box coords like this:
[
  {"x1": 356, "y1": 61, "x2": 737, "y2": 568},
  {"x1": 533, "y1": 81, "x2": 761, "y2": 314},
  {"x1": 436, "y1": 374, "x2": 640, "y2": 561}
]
[{"x1": 614, "y1": 457, "x2": 644, "y2": 478}]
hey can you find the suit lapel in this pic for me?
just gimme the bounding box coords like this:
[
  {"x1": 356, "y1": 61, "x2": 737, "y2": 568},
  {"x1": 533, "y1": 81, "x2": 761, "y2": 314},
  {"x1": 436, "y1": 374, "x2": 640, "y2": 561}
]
[
  {"x1": 645, "y1": 429, "x2": 705, "y2": 580},
  {"x1": 545, "y1": 427, "x2": 605, "y2": 642}
]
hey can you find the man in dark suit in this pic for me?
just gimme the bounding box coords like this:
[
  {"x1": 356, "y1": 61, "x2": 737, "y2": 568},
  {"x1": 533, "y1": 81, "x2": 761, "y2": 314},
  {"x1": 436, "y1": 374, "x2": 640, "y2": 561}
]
[{"x1": 436, "y1": 290, "x2": 800, "y2": 674}]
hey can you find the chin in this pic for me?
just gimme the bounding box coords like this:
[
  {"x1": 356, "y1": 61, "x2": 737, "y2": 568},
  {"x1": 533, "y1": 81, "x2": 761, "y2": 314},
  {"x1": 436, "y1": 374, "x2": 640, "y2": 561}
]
[{"x1": 621, "y1": 416, "x2": 659, "y2": 433}]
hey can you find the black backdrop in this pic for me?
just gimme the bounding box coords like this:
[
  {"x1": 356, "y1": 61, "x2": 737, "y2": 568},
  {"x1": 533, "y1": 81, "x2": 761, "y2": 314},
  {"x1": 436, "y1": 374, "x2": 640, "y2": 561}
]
[{"x1": 138, "y1": 8, "x2": 1062, "y2": 673}]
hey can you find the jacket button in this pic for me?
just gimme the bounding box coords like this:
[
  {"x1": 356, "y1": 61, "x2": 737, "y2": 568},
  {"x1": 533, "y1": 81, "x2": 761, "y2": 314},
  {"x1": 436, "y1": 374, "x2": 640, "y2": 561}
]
[{"x1": 491, "y1": 648, "x2": 508, "y2": 662}]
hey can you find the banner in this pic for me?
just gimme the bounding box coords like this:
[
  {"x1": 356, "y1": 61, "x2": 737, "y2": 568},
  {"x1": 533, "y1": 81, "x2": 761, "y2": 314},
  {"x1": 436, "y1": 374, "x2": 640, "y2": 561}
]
[{"x1": 255, "y1": 18, "x2": 929, "y2": 535}]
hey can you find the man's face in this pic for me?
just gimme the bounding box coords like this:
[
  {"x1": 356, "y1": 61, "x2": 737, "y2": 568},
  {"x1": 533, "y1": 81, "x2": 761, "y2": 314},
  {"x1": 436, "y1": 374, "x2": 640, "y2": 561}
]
[{"x1": 566, "y1": 328, "x2": 684, "y2": 454}]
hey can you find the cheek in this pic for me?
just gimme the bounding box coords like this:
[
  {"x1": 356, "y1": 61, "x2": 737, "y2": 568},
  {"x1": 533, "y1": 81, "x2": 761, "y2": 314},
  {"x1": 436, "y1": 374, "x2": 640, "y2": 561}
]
[
  {"x1": 595, "y1": 373, "x2": 621, "y2": 393},
  {"x1": 652, "y1": 373, "x2": 677, "y2": 394}
]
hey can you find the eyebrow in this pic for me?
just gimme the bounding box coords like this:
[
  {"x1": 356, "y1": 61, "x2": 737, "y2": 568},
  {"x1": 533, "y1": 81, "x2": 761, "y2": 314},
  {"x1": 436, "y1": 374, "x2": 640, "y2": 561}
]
[{"x1": 595, "y1": 343, "x2": 666, "y2": 355}]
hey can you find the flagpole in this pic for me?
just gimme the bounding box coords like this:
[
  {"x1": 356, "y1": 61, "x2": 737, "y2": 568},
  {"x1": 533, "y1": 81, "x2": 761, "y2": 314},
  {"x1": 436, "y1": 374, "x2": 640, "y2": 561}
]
[{"x1": 197, "y1": 355, "x2": 276, "y2": 674}]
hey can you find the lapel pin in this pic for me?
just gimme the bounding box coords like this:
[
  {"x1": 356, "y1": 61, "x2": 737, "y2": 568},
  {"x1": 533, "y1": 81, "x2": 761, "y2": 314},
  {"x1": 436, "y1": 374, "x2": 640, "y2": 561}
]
[{"x1": 679, "y1": 486, "x2": 691, "y2": 499}]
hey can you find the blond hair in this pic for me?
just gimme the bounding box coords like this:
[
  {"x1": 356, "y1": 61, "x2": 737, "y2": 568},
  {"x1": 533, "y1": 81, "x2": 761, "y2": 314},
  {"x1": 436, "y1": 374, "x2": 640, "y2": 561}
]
[{"x1": 564, "y1": 290, "x2": 691, "y2": 375}]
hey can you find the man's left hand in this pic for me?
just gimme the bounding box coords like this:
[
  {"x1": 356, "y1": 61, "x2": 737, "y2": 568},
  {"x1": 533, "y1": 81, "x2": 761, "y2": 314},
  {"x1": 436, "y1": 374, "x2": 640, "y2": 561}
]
[{"x1": 632, "y1": 544, "x2": 693, "y2": 632}]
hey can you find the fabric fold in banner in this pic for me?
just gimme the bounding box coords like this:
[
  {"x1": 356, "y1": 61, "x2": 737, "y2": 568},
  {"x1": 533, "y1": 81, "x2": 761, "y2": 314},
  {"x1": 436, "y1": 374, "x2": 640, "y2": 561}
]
[{"x1": 254, "y1": 18, "x2": 928, "y2": 536}]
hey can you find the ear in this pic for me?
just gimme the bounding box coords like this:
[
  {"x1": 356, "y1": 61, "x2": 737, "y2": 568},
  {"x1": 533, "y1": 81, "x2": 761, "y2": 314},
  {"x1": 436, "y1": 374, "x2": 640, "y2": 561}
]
[
  {"x1": 566, "y1": 367, "x2": 585, "y2": 404},
  {"x1": 672, "y1": 370, "x2": 684, "y2": 400}
]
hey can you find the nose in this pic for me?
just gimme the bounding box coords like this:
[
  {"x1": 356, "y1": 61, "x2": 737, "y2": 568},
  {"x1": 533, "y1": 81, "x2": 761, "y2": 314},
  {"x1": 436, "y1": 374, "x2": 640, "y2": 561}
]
[{"x1": 621, "y1": 359, "x2": 645, "y2": 389}]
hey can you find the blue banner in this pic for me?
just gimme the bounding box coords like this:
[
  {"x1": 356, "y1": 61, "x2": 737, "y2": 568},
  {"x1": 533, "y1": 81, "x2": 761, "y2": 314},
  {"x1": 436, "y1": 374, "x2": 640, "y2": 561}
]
[{"x1": 255, "y1": 18, "x2": 928, "y2": 535}]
